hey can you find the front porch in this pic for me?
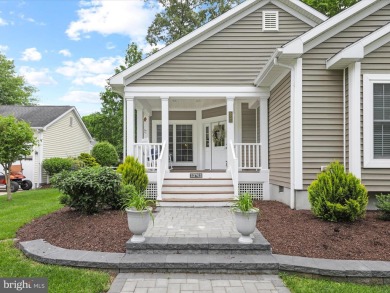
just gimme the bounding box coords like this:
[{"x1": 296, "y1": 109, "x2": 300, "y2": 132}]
[{"x1": 124, "y1": 87, "x2": 270, "y2": 203}]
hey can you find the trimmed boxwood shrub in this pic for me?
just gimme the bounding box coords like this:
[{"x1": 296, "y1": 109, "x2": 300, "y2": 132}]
[
  {"x1": 78, "y1": 153, "x2": 100, "y2": 167},
  {"x1": 42, "y1": 157, "x2": 73, "y2": 176},
  {"x1": 376, "y1": 194, "x2": 390, "y2": 220},
  {"x1": 51, "y1": 167, "x2": 122, "y2": 214},
  {"x1": 91, "y1": 141, "x2": 119, "y2": 166},
  {"x1": 117, "y1": 156, "x2": 148, "y2": 192},
  {"x1": 308, "y1": 161, "x2": 368, "y2": 222}
]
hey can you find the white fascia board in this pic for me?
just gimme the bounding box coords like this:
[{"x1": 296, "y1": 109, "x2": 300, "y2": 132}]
[
  {"x1": 282, "y1": 0, "x2": 388, "y2": 55},
  {"x1": 327, "y1": 23, "x2": 390, "y2": 70},
  {"x1": 278, "y1": 0, "x2": 327, "y2": 23},
  {"x1": 124, "y1": 86, "x2": 269, "y2": 98},
  {"x1": 109, "y1": 0, "x2": 263, "y2": 86},
  {"x1": 254, "y1": 49, "x2": 283, "y2": 86},
  {"x1": 271, "y1": 0, "x2": 322, "y2": 27}
]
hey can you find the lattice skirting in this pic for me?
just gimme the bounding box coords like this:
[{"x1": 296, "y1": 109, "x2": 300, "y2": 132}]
[
  {"x1": 145, "y1": 183, "x2": 157, "y2": 200},
  {"x1": 239, "y1": 183, "x2": 263, "y2": 200}
]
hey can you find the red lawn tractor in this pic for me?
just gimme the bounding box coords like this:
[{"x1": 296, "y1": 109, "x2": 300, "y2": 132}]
[{"x1": 0, "y1": 164, "x2": 33, "y2": 193}]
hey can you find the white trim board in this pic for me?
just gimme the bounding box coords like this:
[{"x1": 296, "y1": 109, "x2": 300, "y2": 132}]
[
  {"x1": 363, "y1": 74, "x2": 390, "y2": 168},
  {"x1": 109, "y1": 0, "x2": 325, "y2": 91},
  {"x1": 327, "y1": 23, "x2": 390, "y2": 69}
]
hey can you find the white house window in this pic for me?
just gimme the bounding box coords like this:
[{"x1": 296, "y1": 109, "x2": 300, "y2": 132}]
[
  {"x1": 262, "y1": 11, "x2": 279, "y2": 31},
  {"x1": 156, "y1": 124, "x2": 193, "y2": 162},
  {"x1": 363, "y1": 74, "x2": 390, "y2": 168}
]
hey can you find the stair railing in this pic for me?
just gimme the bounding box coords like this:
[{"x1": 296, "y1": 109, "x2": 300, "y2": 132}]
[
  {"x1": 156, "y1": 141, "x2": 167, "y2": 200},
  {"x1": 228, "y1": 140, "x2": 239, "y2": 198}
]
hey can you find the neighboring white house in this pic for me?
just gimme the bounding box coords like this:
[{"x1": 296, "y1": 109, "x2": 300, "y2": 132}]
[
  {"x1": 0, "y1": 105, "x2": 94, "y2": 188},
  {"x1": 110, "y1": 0, "x2": 390, "y2": 209}
]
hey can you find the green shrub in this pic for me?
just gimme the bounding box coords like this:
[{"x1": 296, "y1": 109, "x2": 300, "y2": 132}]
[
  {"x1": 51, "y1": 167, "x2": 122, "y2": 214},
  {"x1": 117, "y1": 156, "x2": 148, "y2": 192},
  {"x1": 308, "y1": 161, "x2": 368, "y2": 222},
  {"x1": 376, "y1": 194, "x2": 390, "y2": 220},
  {"x1": 42, "y1": 157, "x2": 73, "y2": 176},
  {"x1": 78, "y1": 153, "x2": 100, "y2": 167},
  {"x1": 91, "y1": 141, "x2": 119, "y2": 166}
]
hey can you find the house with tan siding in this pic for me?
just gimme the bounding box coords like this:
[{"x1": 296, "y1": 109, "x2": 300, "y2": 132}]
[
  {"x1": 109, "y1": 0, "x2": 390, "y2": 209},
  {"x1": 0, "y1": 106, "x2": 93, "y2": 188}
]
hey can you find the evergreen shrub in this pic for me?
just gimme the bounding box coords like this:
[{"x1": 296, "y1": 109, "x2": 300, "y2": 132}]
[
  {"x1": 308, "y1": 161, "x2": 368, "y2": 222},
  {"x1": 51, "y1": 167, "x2": 122, "y2": 214},
  {"x1": 376, "y1": 194, "x2": 390, "y2": 220},
  {"x1": 117, "y1": 156, "x2": 148, "y2": 192},
  {"x1": 91, "y1": 141, "x2": 119, "y2": 166}
]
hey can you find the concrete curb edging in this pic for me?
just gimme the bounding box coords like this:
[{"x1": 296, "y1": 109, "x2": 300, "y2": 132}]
[{"x1": 19, "y1": 239, "x2": 390, "y2": 284}]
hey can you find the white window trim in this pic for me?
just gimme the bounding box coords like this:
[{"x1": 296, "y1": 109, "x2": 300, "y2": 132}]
[
  {"x1": 152, "y1": 120, "x2": 197, "y2": 167},
  {"x1": 262, "y1": 11, "x2": 279, "y2": 32},
  {"x1": 363, "y1": 74, "x2": 390, "y2": 168}
]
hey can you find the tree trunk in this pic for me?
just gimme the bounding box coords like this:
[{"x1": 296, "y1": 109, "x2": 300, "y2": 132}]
[{"x1": 5, "y1": 166, "x2": 12, "y2": 201}]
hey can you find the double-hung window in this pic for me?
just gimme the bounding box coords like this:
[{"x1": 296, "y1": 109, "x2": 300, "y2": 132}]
[{"x1": 363, "y1": 74, "x2": 390, "y2": 167}]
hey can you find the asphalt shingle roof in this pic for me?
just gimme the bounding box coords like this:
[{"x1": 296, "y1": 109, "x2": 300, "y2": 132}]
[{"x1": 0, "y1": 105, "x2": 73, "y2": 128}]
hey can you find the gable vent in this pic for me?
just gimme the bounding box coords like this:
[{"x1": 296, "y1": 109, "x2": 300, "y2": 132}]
[{"x1": 262, "y1": 11, "x2": 279, "y2": 31}]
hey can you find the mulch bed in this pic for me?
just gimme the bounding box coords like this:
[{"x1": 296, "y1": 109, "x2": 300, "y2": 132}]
[{"x1": 17, "y1": 201, "x2": 390, "y2": 260}]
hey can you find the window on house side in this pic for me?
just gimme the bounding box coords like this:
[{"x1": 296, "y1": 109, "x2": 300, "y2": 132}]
[{"x1": 363, "y1": 74, "x2": 390, "y2": 168}]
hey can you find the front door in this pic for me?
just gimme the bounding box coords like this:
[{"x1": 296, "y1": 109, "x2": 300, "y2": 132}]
[{"x1": 204, "y1": 121, "x2": 226, "y2": 170}]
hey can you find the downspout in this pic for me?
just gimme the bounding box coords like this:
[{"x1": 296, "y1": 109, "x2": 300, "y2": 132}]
[
  {"x1": 343, "y1": 69, "x2": 346, "y2": 168},
  {"x1": 274, "y1": 58, "x2": 296, "y2": 209}
]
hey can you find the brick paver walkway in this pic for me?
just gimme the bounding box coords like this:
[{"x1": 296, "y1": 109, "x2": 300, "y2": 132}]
[
  {"x1": 109, "y1": 273, "x2": 290, "y2": 293},
  {"x1": 144, "y1": 207, "x2": 260, "y2": 238}
]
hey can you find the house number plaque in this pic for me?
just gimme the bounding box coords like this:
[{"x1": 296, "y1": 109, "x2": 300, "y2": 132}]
[
  {"x1": 228, "y1": 111, "x2": 233, "y2": 123},
  {"x1": 190, "y1": 173, "x2": 202, "y2": 178}
]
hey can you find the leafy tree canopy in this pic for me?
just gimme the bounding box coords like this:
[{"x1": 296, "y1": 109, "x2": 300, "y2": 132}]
[
  {"x1": 0, "y1": 115, "x2": 37, "y2": 200},
  {"x1": 301, "y1": 0, "x2": 360, "y2": 17},
  {"x1": 0, "y1": 53, "x2": 37, "y2": 105},
  {"x1": 146, "y1": 0, "x2": 243, "y2": 47}
]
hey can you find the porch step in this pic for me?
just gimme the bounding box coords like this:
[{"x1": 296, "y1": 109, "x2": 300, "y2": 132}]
[
  {"x1": 126, "y1": 234, "x2": 272, "y2": 255},
  {"x1": 164, "y1": 172, "x2": 231, "y2": 179}
]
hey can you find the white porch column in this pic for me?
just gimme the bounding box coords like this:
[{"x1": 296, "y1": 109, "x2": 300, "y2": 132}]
[
  {"x1": 136, "y1": 107, "x2": 143, "y2": 143},
  {"x1": 126, "y1": 95, "x2": 135, "y2": 157},
  {"x1": 161, "y1": 96, "x2": 169, "y2": 169},
  {"x1": 226, "y1": 96, "x2": 235, "y2": 170},
  {"x1": 259, "y1": 98, "x2": 269, "y2": 170},
  {"x1": 348, "y1": 62, "x2": 361, "y2": 178}
]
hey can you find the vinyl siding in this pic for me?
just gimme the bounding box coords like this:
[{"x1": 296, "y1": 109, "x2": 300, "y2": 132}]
[
  {"x1": 241, "y1": 103, "x2": 257, "y2": 143},
  {"x1": 42, "y1": 111, "x2": 91, "y2": 181},
  {"x1": 132, "y1": 3, "x2": 311, "y2": 86},
  {"x1": 361, "y1": 42, "x2": 390, "y2": 192},
  {"x1": 269, "y1": 73, "x2": 290, "y2": 187},
  {"x1": 202, "y1": 106, "x2": 226, "y2": 119},
  {"x1": 301, "y1": 5, "x2": 390, "y2": 188}
]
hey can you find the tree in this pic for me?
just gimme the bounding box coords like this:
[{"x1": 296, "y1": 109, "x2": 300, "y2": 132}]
[
  {"x1": 0, "y1": 115, "x2": 37, "y2": 200},
  {"x1": 83, "y1": 43, "x2": 143, "y2": 158},
  {"x1": 146, "y1": 0, "x2": 243, "y2": 47},
  {"x1": 0, "y1": 53, "x2": 37, "y2": 105},
  {"x1": 301, "y1": 0, "x2": 360, "y2": 17}
]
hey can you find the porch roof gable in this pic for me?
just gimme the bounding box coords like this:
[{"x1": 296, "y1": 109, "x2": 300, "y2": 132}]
[{"x1": 109, "y1": 0, "x2": 326, "y2": 94}]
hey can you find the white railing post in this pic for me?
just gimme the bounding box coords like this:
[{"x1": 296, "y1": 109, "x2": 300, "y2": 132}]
[
  {"x1": 157, "y1": 141, "x2": 167, "y2": 201},
  {"x1": 229, "y1": 141, "x2": 239, "y2": 198},
  {"x1": 233, "y1": 143, "x2": 262, "y2": 170}
]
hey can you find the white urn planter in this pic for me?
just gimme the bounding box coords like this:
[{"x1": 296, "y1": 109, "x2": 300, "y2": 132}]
[
  {"x1": 126, "y1": 207, "x2": 152, "y2": 243},
  {"x1": 233, "y1": 208, "x2": 259, "y2": 244}
]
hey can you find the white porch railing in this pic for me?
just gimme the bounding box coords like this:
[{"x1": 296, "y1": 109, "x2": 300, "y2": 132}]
[
  {"x1": 133, "y1": 143, "x2": 163, "y2": 171},
  {"x1": 228, "y1": 141, "x2": 239, "y2": 197},
  {"x1": 234, "y1": 143, "x2": 262, "y2": 170},
  {"x1": 156, "y1": 141, "x2": 167, "y2": 201}
]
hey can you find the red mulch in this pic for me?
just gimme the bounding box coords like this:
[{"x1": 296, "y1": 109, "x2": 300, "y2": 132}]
[
  {"x1": 17, "y1": 201, "x2": 390, "y2": 260},
  {"x1": 255, "y1": 201, "x2": 390, "y2": 261}
]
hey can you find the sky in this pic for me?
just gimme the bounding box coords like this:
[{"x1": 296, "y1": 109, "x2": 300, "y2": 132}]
[{"x1": 0, "y1": 0, "x2": 161, "y2": 116}]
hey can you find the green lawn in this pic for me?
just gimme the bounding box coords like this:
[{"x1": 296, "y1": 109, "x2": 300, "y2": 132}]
[
  {"x1": 281, "y1": 273, "x2": 390, "y2": 293},
  {"x1": 0, "y1": 189, "x2": 111, "y2": 293}
]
